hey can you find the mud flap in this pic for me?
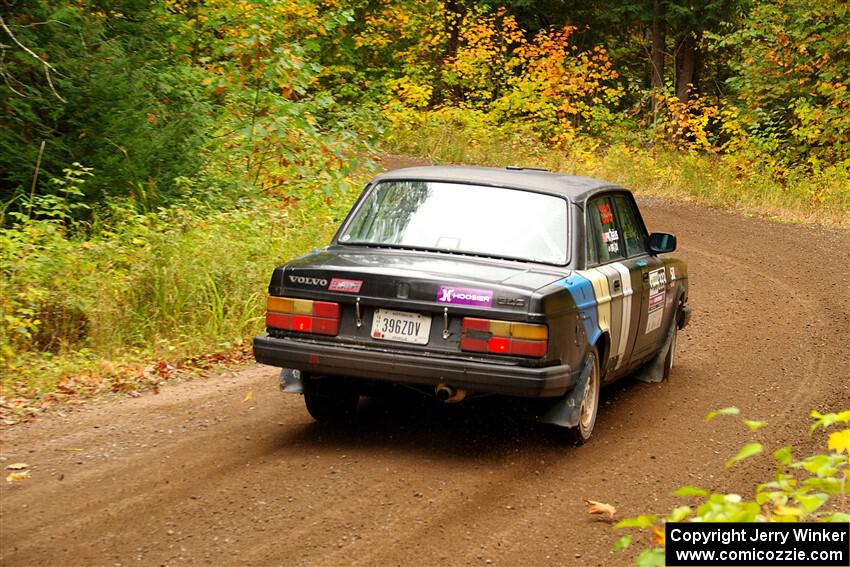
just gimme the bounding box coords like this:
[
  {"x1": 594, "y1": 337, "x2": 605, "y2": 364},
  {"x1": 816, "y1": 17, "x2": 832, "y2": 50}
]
[
  {"x1": 279, "y1": 368, "x2": 304, "y2": 393},
  {"x1": 528, "y1": 354, "x2": 593, "y2": 428},
  {"x1": 635, "y1": 321, "x2": 676, "y2": 384}
]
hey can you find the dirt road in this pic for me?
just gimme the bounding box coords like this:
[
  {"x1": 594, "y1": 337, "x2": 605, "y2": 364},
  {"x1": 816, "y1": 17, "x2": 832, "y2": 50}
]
[{"x1": 2, "y1": 165, "x2": 848, "y2": 566}]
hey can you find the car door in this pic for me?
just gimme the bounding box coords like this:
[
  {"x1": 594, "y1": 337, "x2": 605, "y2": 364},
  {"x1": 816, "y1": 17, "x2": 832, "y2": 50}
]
[
  {"x1": 609, "y1": 193, "x2": 667, "y2": 362},
  {"x1": 583, "y1": 193, "x2": 631, "y2": 378}
]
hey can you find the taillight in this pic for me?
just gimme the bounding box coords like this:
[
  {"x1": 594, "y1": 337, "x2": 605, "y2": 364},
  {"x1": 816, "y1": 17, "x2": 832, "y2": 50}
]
[
  {"x1": 460, "y1": 318, "x2": 547, "y2": 357},
  {"x1": 266, "y1": 296, "x2": 340, "y2": 336}
]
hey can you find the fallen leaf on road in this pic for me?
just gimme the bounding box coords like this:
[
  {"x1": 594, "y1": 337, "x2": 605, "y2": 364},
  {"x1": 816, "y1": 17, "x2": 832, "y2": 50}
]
[
  {"x1": 153, "y1": 360, "x2": 175, "y2": 380},
  {"x1": 242, "y1": 389, "x2": 253, "y2": 403},
  {"x1": 57, "y1": 448, "x2": 83, "y2": 452},
  {"x1": 6, "y1": 463, "x2": 29, "y2": 470},
  {"x1": 584, "y1": 499, "x2": 617, "y2": 521},
  {"x1": 6, "y1": 470, "x2": 31, "y2": 483}
]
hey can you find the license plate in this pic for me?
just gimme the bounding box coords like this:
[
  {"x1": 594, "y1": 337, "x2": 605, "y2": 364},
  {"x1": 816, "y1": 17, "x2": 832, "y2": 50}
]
[{"x1": 371, "y1": 309, "x2": 431, "y2": 345}]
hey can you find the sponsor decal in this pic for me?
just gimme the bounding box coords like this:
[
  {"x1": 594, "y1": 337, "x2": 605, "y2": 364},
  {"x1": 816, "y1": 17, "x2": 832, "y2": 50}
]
[
  {"x1": 289, "y1": 275, "x2": 328, "y2": 287},
  {"x1": 646, "y1": 268, "x2": 667, "y2": 333},
  {"x1": 648, "y1": 268, "x2": 667, "y2": 294},
  {"x1": 648, "y1": 292, "x2": 665, "y2": 310},
  {"x1": 437, "y1": 285, "x2": 493, "y2": 307},
  {"x1": 602, "y1": 229, "x2": 620, "y2": 253},
  {"x1": 646, "y1": 305, "x2": 664, "y2": 333},
  {"x1": 601, "y1": 228, "x2": 619, "y2": 243},
  {"x1": 328, "y1": 277, "x2": 363, "y2": 293},
  {"x1": 598, "y1": 203, "x2": 614, "y2": 224},
  {"x1": 670, "y1": 266, "x2": 677, "y2": 280}
]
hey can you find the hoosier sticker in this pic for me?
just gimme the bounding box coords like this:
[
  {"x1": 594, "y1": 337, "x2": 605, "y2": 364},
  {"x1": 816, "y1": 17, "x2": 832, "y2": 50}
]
[{"x1": 436, "y1": 285, "x2": 492, "y2": 307}]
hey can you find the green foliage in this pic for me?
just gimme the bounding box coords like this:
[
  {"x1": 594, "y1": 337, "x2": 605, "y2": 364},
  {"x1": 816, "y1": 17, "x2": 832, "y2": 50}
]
[
  {"x1": 706, "y1": 406, "x2": 741, "y2": 421},
  {"x1": 383, "y1": 114, "x2": 850, "y2": 226},
  {"x1": 1, "y1": 0, "x2": 370, "y2": 223},
  {"x1": 744, "y1": 419, "x2": 768, "y2": 431},
  {"x1": 717, "y1": 0, "x2": 850, "y2": 167},
  {"x1": 383, "y1": 7, "x2": 626, "y2": 147},
  {"x1": 635, "y1": 549, "x2": 665, "y2": 567},
  {"x1": 1, "y1": 1, "x2": 213, "y2": 213},
  {"x1": 613, "y1": 409, "x2": 850, "y2": 564},
  {"x1": 1, "y1": 0, "x2": 377, "y2": 400},
  {"x1": 4, "y1": 0, "x2": 848, "y2": 222},
  {"x1": 673, "y1": 486, "x2": 709, "y2": 498},
  {"x1": 613, "y1": 535, "x2": 633, "y2": 552},
  {"x1": 165, "y1": 0, "x2": 365, "y2": 197},
  {"x1": 811, "y1": 410, "x2": 850, "y2": 433},
  {"x1": 375, "y1": 0, "x2": 849, "y2": 198},
  {"x1": 0, "y1": 163, "x2": 367, "y2": 392},
  {"x1": 725, "y1": 442, "x2": 764, "y2": 468},
  {"x1": 615, "y1": 515, "x2": 657, "y2": 529}
]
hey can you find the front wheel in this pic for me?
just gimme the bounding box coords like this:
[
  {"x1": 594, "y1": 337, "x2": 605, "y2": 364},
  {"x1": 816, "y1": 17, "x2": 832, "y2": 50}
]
[{"x1": 565, "y1": 348, "x2": 601, "y2": 445}]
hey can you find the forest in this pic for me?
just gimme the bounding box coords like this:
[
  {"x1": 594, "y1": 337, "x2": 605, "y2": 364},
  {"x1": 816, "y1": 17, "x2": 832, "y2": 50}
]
[{"x1": 1, "y1": 0, "x2": 848, "y2": 402}]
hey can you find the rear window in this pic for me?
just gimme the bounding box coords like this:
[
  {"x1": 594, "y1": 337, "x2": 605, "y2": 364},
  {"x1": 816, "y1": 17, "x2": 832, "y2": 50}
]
[{"x1": 341, "y1": 180, "x2": 569, "y2": 264}]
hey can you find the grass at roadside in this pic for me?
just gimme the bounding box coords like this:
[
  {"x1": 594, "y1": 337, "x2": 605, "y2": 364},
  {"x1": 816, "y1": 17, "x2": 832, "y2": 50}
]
[
  {"x1": 383, "y1": 117, "x2": 850, "y2": 229},
  {"x1": 0, "y1": 176, "x2": 367, "y2": 421}
]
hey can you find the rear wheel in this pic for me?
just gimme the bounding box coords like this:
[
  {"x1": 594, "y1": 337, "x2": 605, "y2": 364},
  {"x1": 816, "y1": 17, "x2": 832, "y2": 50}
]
[
  {"x1": 303, "y1": 379, "x2": 359, "y2": 424},
  {"x1": 565, "y1": 347, "x2": 601, "y2": 445}
]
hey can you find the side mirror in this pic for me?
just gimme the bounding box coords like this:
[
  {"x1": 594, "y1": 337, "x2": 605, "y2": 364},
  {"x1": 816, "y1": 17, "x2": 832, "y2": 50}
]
[{"x1": 648, "y1": 232, "x2": 677, "y2": 254}]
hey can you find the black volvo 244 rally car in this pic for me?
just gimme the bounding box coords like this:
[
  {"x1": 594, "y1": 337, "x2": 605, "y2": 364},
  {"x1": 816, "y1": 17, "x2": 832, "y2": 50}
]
[{"x1": 253, "y1": 166, "x2": 691, "y2": 443}]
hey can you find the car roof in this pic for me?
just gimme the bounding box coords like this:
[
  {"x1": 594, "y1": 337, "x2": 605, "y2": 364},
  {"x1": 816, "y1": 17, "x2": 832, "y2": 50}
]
[{"x1": 372, "y1": 165, "x2": 622, "y2": 202}]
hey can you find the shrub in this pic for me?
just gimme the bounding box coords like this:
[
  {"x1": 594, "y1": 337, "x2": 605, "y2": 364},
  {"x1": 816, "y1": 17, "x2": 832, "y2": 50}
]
[
  {"x1": 0, "y1": 162, "x2": 369, "y2": 395},
  {"x1": 613, "y1": 409, "x2": 850, "y2": 566}
]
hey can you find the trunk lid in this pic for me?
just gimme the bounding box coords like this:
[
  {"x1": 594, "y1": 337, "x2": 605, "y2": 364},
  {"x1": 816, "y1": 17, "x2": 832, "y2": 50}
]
[{"x1": 269, "y1": 247, "x2": 566, "y2": 317}]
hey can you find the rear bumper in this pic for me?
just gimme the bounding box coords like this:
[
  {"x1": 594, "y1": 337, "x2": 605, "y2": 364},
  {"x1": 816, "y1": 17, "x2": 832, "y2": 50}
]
[{"x1": 253, "y1": 334, "x2": 577, "y2": 398}]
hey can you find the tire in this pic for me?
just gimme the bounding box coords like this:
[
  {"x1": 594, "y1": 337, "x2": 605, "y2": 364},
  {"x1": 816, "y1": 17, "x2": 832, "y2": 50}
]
[
  {"x1": 565, "y1": 347, "x2": 601, "y2": 445},
  {"x1": 662, "y1": 324, "x2": 677, "y2": 381},
  {"x1": 303, "y1": 382, "x2": 359, "y2": 424}
]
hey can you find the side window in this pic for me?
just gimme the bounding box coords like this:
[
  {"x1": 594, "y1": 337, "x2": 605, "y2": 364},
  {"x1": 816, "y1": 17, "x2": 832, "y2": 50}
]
[
  {"x1": 586, "y1": 195, "x2": 624, "y2": 265},
  {"x1": 613, "y1": 194, "x2": 648, "y2": 257}
]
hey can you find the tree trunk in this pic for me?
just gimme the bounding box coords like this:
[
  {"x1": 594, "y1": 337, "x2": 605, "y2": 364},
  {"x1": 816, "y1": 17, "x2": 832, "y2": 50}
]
[
  {"x1": 650, "y1": 0, "x2": 666, "y2": 121},
  {"x1": 443, "y1": 0, "x2": 463, "y2": 102},
  {"x1": 444, "y1": 0, "x2": 461, "y2": 60},
  {"x1": 675, "y1": 33, "x2": 700, "y2": 103}
]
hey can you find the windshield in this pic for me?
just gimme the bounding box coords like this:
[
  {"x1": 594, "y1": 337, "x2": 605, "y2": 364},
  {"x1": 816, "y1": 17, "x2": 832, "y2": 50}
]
[{"x1": 340, "y1": 180, "x2": 569, "y2": 264}]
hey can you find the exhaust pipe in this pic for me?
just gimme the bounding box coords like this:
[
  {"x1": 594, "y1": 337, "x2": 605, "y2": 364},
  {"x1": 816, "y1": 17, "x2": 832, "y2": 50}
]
[{"x1": 435, "y1": 383, "x2": 467, "y2": 403}]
